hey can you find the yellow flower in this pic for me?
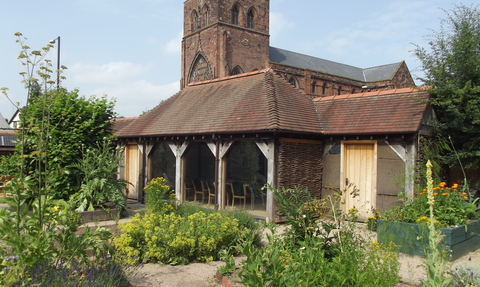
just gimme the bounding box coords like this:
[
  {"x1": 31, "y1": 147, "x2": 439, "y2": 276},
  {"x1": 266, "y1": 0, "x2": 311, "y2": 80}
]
[{"x1": 464, "y1": 196, "x2": 469, "y2": 199}]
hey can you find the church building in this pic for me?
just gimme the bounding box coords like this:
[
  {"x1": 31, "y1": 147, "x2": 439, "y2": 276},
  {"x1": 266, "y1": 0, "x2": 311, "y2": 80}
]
[{"x1": 115, "y1": 0, "x2": 433, "y2": 222}]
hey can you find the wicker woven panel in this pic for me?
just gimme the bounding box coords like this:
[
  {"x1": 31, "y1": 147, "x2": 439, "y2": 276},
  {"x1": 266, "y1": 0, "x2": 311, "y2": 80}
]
[{"x1": 277, "y1": 140, "x2": 323, "y2": 198}]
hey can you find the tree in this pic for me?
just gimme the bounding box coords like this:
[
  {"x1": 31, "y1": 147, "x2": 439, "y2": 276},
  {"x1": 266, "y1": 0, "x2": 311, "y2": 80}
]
[
  {"x1": 413, "y1": 4, "x2": 480, "y2": 168},
  {"x1": 18, "y1": 88, "x2": 117, "y2": 199}
]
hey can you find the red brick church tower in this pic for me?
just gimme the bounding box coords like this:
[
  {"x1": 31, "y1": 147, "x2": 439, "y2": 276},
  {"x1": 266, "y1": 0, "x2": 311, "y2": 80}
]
[{"x1": 181, "y1": 0, "x2": 270, "y2": 88}]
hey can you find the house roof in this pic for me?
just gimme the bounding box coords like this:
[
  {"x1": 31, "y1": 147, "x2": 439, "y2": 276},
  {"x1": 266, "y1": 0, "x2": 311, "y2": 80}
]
[
  {"x1": 0, "y1": 131, "x2": 16, "y2": 147},
  {"x1": 0, "y1": 113, "x2": 9, "y2": 129},
  {"x1": 314, "y1": 87, "x2": 430, "y2": 135},
  {"x1": 116, "y1": 68, "x2": 322, "y2": 138},
  {"x1": 270, "y1": 47, "x2": 401, "y2": 82}
]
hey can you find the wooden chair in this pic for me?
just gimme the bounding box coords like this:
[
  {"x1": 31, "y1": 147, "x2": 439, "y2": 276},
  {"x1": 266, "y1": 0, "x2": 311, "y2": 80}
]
[
  {"x1": 231, "y1": 182, "x2": 250, "y2": 209},
  {"x1": 183, "y1": 179, "x2": 195, "y2": 201},
  {"x1": 0, "y1": 176, "x2": 14, "y2": 197},
  {"x1": 208, "y1": 182, "x2": 216, "y2": 205},
  {"x1": 194, "y1": 180, "x2": 206, "y2": 203}
]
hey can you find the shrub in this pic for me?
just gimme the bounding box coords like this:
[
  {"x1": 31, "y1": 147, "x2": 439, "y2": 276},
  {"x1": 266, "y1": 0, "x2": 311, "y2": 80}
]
[
  {"x1": 114, "y1": 210, "x2": 251, "y2": 265},
  {"x1": 381, "y1": 182, "x2": 477, "y2": 226},
  {"x1": 69, "y1": 141, "x2": 128, "y2": 214},
  {"x1": 237, "y1": 185, "x2": 401, "y2": 287},
  {"x1": 144, "y1": 177, "x2": 175, "y2": 214}
]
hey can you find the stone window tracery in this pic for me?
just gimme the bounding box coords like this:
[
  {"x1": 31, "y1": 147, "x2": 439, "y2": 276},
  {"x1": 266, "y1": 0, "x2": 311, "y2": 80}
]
[
  {"x1": 231, "y1": 66, "x2": 243, "y2": 75},
  {"x1": 189, "y1": 55, "x2": 212, "y2": 83}
]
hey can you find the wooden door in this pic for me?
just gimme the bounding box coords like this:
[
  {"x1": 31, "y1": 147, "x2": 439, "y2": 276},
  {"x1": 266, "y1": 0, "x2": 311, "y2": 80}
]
[
  {"x1": 125, "y1": 144, "x2": 140, "y2": 199},
  {"x1": 342, "y1": 142, "x2": 377, "y2": 221}
]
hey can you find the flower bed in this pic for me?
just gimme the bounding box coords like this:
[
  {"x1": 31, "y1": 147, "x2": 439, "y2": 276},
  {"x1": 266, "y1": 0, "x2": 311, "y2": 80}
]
[{"x1": 377, "y1": 219, "x2": 480, "y2": 260}]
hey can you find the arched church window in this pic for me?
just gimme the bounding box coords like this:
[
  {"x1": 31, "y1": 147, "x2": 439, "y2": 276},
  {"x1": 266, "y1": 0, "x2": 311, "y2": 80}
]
[
  {"x1": 192, "y1": 10, "x2": 200, "y2": 32},
  {"x1": 189, "y1": 55, "x2": 212, "y2": 83},
  {"x1": 247, "y1": 9, "x2": 255, "y2": 29},
  {"x1": 311, "y1": 81, "x2": 316, "y2": 94},
  {"x1": 231, "y1": 4, "x2": 239, "y2": 25},
  {"x1": 288, "y1": 77, "x2": 296, "y2": 87},
  {"x1": 203, "y1": 5, "x2": 210, "y2": 27},
  {"x1": 230, "y1": 66, "x2": 243, "y2": 75}
]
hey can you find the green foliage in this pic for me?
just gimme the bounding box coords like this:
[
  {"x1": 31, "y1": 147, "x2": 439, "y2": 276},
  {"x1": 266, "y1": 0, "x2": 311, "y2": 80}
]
[
  {"x1": 413, "y1": 4, "x2": 480, "y2": 167},
  {"x1": 69, "y1": 141, "x2": 128, "y2": 214},
  {"x1": 421, "y1": 160, "x2": 452, "y2": 287},
  {"x1": 0, "y1": 154, "x2": 21, "y2": 177},
  {"x1": 0, "y1": 178, "x2": 113, "y2": 286},
  {"x1": 17, "y1": 88, "x2": 116, "y2": 199},
  {"x1": 381, "y1": 182, "x2": 477, "y2": 226},
  {"x1": 17, "y1": 255, "x2": 140, "y2": 287},
  {"x1": 451, "y1": 261, "x2": 480, "y2": 287},
  {"x1": 144, "y1": 177, "x2": 175, "y2": 213},
  {"x1": 237, "y1": 185, "x2": 401, "y2": 287},
  {"x1": 114, "y1": 210, "x2": 253, "y2": 265}
]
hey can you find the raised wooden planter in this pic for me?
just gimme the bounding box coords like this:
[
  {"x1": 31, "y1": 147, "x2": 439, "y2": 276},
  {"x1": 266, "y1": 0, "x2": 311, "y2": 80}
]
[
  {"x1": 377, "y1": 220, "x2": 480, "y2": 261},
  {"x1": 79, "y1": 208, "x2": 118, "y2": 224}
]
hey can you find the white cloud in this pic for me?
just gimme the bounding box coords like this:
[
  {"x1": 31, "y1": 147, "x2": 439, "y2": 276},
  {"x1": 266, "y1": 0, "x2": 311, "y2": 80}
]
[
  {"x1": 98, "y1": 80, "x2": 180, "y2": 117},
  {"x1": 163, "y1": 30, "x2": 183, "y2": 55},
  {"x1": 65, "y1": 61, "x2": 179, "y2": 117},
  {"x1": 69, "y1": 62, "x2": 149, "y2": 84},
  {"x1": 269, "y1": 11, "x2": 293, "y2": 43}
]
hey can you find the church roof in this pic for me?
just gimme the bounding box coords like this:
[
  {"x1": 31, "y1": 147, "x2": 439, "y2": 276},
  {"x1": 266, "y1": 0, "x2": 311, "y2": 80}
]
[
  {"x1": 269, "y1": 47, "x2": 401, "y2": 82},
  {"x1": 116, "y1": 68, "x2": 322, "y2": 138},
  {"x1": 314, "y1": 87, "x2": 430, "y2": 135}
]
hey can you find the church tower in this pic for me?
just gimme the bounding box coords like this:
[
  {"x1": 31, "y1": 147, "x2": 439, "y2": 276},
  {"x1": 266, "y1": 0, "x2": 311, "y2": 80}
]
[{"x1": 181, "y1": 0, "x2": 270, "y2": 88}]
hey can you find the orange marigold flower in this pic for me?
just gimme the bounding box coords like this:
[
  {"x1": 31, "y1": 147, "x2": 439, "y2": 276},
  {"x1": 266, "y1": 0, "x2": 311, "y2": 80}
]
[
  {"x1": 442, "y1": 193, "x2": 449, "y2": 196},
  {"x1": 439, "y1": 182, "x2": 447, "y2": 187},
  {"x1": 464, "y1": 196, "x2": 469, "y2": 199},
  {"x1": 419, "y1": 192, "x2": 426, "y2": 195},
  {"x1": 434, "y1": 193, "x2": 438, "y2": 196},
  {"x1": 452, "y1": 184, "x2": 459, "y2": 189},
  {"x1": 422, "y1": 189, "x2": 427, "y2": 192},
  {"x1": 409, "y1": 193, "x2": 413, "y2": 197}
]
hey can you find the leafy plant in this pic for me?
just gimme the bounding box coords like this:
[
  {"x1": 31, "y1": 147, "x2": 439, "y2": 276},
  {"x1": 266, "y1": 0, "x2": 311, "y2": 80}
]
[
  {"x1": 114, "y1": 210, "x2": 253, "y2": 265},
  {"x1": 413, "y1": 4, "x2": 480, "y2": 167},
  {"x1": 421, "y1": 160, "x2": 452, "y2": 287},
  {"x1": 451, "y1": 261, "x2": 480, "y2": 287},
  {"x1": 237, "y1": 185, "x2": 401, "y2": 287},
  {"x1": 69, "y1": 141, "x2": 128, "y2": 214},
  {"x1": 381, "y1": 181, "x2": 477, "y2": 226},
  {"x1": 144, "y1": 177, "x2": 175, "y2": 214}
]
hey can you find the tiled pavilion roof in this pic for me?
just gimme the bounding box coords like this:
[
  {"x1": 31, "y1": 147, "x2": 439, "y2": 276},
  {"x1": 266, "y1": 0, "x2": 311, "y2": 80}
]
[
  {"x1": 114, "y1": 69, "x2": 431, "y2": 139},
  {"x1": 116, "y1": 68, "x2": 322, "y2": 138},
  {"x1": 314, "y1": 87, "x2": 430, "y2": 135}
]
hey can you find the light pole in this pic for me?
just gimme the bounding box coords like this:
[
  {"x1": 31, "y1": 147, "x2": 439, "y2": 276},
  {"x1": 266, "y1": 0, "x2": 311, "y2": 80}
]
[{"x1": 49, "y1": 36, "x2": 60, "y2": 89}]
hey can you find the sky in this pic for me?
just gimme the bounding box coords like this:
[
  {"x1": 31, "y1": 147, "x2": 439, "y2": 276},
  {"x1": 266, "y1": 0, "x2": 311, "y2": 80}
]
[{"x1": 0, "y1": 0, "x2": 468, "y2": 120}]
